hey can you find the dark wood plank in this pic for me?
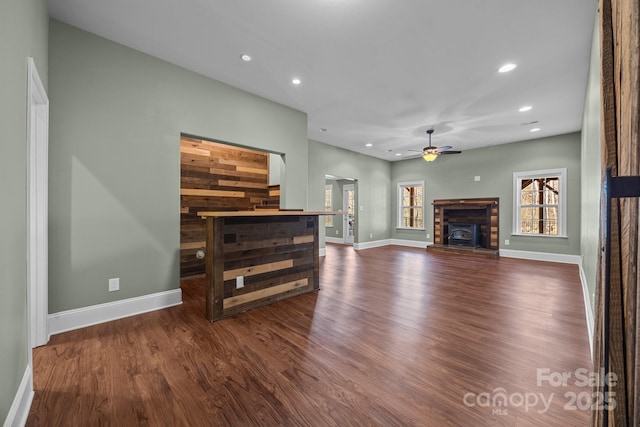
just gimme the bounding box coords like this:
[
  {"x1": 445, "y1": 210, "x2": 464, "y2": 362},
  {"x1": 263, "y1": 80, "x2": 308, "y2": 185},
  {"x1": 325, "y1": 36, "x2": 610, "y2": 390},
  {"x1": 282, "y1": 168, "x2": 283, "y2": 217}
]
[
  {"x1": 28, "y1": 244, "x2": 591, "y2": 426},
  {"x1": 207, "y1": 215, "x2": 319, "y2": 321}
]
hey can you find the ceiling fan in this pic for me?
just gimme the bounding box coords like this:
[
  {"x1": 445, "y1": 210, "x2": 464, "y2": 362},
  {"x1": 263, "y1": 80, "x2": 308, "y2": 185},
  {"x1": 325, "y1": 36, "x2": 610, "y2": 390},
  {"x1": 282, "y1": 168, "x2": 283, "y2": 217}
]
[{"x1": 414, "y1": 129, "x2": 461, "y2": 162}]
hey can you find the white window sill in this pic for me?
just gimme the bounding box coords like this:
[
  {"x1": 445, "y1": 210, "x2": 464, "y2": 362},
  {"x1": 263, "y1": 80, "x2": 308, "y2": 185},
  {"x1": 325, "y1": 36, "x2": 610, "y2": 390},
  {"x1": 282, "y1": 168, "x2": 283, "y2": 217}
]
[
  {"x1": 396, "y1": 227, "x2": 426, "y2": 231},
  {"x1": 511, "y1": 233, "x2": 568, "y2": 239}
]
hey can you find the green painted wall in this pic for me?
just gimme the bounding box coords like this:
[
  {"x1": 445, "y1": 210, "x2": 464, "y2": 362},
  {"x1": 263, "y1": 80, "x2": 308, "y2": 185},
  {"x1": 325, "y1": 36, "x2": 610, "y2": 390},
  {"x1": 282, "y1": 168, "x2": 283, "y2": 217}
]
[
  {"x1": 391, "y1": 133, "x2": 582, "y2": 255},
  {"x1": 48, "y1": 20, "x2": 308, "y2": 313},
  {"x1": 308, "y1": 140, "x2": 391, "y2": 246},
  {"x1": 581, "y1": 14, "x2": 602, "y2": 315},
  {"x1": 0, "y1": 0, "x2": 48, "y2": 421}
]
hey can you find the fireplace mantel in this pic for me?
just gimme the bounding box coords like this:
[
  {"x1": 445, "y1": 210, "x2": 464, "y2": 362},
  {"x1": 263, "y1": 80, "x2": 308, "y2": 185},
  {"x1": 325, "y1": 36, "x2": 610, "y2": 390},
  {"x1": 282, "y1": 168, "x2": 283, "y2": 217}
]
[{"x1": 429, "y1": 197, "x2": 499, "y2": 256}]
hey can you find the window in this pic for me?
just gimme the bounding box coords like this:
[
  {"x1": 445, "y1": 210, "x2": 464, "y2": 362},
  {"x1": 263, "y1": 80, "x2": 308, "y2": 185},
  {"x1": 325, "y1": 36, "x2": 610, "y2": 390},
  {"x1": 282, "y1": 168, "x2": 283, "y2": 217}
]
[
  {"x1": 324, "y1": 184, "x2": 334, "y2": 227},
  {"x1": 397, "y1": 181, "x2": 424, "y2": 229},
  {"x1": 513, "y1": 168, "x2": 567, "y2": 237}
]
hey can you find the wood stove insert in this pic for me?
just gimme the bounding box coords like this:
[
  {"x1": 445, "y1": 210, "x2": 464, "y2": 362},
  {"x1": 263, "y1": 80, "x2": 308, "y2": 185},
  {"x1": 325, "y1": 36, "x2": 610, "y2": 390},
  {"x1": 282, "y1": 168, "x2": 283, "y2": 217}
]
[{"x1": 429, "y1": 198, "x2": 499, "y2": 257}]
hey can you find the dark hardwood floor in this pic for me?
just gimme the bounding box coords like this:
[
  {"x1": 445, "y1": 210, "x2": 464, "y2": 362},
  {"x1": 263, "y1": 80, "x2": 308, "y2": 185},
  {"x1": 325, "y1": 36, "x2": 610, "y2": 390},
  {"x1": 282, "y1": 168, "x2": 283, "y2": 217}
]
[{"x1": 27, "y1": 244, "x2": 592, "y2": 426}]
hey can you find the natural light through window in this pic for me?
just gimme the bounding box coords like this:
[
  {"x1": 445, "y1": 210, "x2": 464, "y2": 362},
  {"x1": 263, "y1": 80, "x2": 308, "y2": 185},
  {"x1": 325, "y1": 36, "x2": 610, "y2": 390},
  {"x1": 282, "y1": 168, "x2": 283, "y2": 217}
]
[
  {"x1": 513, "y1": 169, "x2": 566, "y2": 237},
  {"x1": 397, "y1": 181, "x2": 424, "y2": 229},
  {"x1": 324, "y1": 184, "x2": 333, "y2": 227}
]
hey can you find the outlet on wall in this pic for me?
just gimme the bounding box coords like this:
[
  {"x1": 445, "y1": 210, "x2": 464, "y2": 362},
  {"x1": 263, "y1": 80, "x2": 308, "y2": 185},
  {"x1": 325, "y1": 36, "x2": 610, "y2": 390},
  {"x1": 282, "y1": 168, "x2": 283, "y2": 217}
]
[
  {"x1": 504, "y1": 239, "x2": 510, "y2": 246},
  {"x1": 236, "y1": 275, "x2": 244, "y2": 289},
  {"x1": 336, "y1": 230, "x2": 339, "y2": 235},
  {"x1": 426, "y1": 233, "x2": 430, "y2": 239},
  {"x1": 108, "y1": 277, "x2": 120, "y2": 292},
  {"x1": 369, "y1": 233, "x2": 373, "y2": 238}
]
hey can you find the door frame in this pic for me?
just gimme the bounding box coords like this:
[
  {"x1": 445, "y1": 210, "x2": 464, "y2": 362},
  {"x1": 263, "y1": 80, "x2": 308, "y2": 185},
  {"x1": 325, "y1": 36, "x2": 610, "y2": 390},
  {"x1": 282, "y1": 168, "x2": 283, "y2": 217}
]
[
  {"x1": 343, "y1": 183, "x2": 355, "y2": 244},
  {"x1": 27, "y1": 57, "x2": 49, "y2": 350}
]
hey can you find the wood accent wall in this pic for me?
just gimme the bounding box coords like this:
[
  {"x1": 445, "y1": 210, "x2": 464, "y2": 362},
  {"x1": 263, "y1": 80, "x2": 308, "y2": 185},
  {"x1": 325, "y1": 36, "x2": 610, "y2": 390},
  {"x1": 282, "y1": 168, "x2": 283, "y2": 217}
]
[
  {"x1": 593, "y1": 0, "x2": 640, "y2": 425},
  {"x1": 205, "y1": 215, "x2": 319, "y2": 322},
  {"x1": 180, "y1": 136, "x2": 270, "y2": 277},
  {"x1": 432, "y1": 198, "x2": 499, "y2": 249}
]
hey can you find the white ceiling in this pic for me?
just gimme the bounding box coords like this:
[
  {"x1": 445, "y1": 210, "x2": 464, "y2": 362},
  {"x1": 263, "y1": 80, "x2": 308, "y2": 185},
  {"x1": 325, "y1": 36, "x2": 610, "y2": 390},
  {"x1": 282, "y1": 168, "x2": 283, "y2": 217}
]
[{"x1": 47, "y1": 0, "x2": 597, "y2": 161}]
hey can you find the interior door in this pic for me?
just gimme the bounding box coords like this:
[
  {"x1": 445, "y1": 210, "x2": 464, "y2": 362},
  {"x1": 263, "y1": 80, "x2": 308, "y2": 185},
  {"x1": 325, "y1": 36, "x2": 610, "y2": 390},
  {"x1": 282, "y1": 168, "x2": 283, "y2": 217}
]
[{"x1": 343, "y1": 184, "x2": 355, "y2": 244}]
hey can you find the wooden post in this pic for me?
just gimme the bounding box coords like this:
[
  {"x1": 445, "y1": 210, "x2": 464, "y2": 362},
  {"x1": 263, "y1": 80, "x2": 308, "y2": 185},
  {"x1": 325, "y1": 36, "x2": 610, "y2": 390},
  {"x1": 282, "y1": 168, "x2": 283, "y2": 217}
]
[
  {"x1": 312, "y1": 215, "x2": 320, "y2": 290},
  {"x1": 205, "y1": 217, "x2": 224, "y2": 322}
]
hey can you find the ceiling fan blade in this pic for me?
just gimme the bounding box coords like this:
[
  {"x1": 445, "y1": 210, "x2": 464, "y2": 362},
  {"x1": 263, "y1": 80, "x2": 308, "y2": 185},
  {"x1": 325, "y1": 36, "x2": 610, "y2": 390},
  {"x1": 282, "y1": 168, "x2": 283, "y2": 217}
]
[
  {"x1": 437, "y1": 145, "x2": 452, "y2": 152},
  {"x1": 439, "y1": 150, "x2": 461, "y2": 155}
]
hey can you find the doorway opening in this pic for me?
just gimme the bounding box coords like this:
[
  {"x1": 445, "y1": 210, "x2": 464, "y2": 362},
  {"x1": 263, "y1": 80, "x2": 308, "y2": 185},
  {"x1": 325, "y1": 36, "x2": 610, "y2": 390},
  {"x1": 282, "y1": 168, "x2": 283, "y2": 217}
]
[
  {"x1": 324, "y1": 175, "x2": 357, "y2": 246},
  {"x1": 343, "y1": 184, "x2": 355, "y2": 244},
  {"x1": 27, "y1": 57, "x2": 49, "y2": 350}
]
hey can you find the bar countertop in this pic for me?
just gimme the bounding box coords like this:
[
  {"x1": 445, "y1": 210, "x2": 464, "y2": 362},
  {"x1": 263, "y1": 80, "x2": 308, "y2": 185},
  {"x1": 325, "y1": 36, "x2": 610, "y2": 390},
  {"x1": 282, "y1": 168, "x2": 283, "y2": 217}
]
[{"x1": 197, "y1": 210, "x2": 342, "y2": 218}]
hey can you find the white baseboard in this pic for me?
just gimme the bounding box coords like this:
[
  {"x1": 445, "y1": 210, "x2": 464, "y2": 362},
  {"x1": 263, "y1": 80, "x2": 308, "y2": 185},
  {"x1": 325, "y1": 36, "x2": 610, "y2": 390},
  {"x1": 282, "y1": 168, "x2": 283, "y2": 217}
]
[
  {"x1": 324, "y1": 237, "x2": 344, "y2": 244},
  {"x1": 389, "y1": 239, "x2": 432, "y2": 248},
  {"x1": 48, "y1": 289, "x2": 183, "y2": 337},
  {"x1": 579, "y1": 262, "x2": 595, "y2": 362},
  {"x1": 353, "y1": 239, "x2": 392, "y2": 250},
  {"x1": 327, "y1": 238, "x2": 431, "y2": 250},
  {"x1": 499, "y1": 249, "x2": 582, "y2": 265},
  {"x1": 4, "y1": 365, "x2": 34, "y2": 427}
]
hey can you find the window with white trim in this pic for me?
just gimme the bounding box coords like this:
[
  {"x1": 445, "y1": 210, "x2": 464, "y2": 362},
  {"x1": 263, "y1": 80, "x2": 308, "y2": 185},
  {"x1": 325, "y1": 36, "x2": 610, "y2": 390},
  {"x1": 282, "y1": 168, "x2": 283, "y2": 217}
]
[
  {"x1": 324, "y1": 184, "x2": 334, "y2": 227},
  {"x1": 513, "y1": 168, "x2": 567, "y2": 236},
  {"x1": 397, "y1": 181, "x2": 424, "y2": 229}
]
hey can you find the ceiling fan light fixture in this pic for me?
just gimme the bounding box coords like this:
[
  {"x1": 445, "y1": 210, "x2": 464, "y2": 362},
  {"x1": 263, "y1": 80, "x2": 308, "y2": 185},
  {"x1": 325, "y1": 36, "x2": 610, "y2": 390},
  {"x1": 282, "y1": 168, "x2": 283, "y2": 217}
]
[{"x1": 422, "y1": 147, "x2": 439, "y2": 162}]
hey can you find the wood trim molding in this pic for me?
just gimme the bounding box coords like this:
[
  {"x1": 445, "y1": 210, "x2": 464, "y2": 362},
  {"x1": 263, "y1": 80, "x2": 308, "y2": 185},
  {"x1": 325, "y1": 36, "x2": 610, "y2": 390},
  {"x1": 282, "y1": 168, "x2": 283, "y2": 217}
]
[{"x1": 579, "y1": 261, "x2": 595, "y2": 361}]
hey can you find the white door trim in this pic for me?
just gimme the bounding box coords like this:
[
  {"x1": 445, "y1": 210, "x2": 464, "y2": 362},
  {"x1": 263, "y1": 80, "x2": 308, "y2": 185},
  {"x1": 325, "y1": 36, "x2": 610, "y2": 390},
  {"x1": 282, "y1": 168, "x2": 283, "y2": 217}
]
[{"x1": 27, "y1": 57, "x2": 49, "y2": 349}]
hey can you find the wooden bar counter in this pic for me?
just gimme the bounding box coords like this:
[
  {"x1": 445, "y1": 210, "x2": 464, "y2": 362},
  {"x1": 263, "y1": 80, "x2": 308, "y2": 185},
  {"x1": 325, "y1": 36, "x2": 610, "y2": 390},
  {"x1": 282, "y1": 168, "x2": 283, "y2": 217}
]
[{"x1": 197, "y1": 210, "x2": 336, "y2": 322}]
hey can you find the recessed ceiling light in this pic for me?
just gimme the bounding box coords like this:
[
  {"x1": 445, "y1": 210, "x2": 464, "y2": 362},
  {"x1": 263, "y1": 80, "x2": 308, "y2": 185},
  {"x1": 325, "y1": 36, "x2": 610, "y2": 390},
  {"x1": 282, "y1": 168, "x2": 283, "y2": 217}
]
[
  {"x1": 365, "y1": 143, "x2": 373, "y2": 147},
  {"x1": 240, "y1": 54, "x2": 252, "y2": 62},
  {"x1": 519, "y1": 105, "x2": 532, "y2": 112},
  {"x1": 498, "y1": 63, "x2": 517, "y2": 73},
  {"x1": 530, "y1": 127, "x2": 541, "y2": 132},
  {"x1": 395, "y1": 153, "x2": 402, "y2": 156},
  {"x1": 292, "y1": 78, "x2": 301, "y2": 85}
]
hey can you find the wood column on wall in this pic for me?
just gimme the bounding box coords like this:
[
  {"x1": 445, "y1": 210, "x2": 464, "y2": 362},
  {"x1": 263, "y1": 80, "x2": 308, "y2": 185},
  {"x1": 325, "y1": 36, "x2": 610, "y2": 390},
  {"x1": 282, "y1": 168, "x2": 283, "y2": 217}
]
[
  {"x1": 180, "y1": 136, "x2": 270, "y2": 277},
  {"x1": 593, "y1": 0, "x2": 640, "y2": 425}
]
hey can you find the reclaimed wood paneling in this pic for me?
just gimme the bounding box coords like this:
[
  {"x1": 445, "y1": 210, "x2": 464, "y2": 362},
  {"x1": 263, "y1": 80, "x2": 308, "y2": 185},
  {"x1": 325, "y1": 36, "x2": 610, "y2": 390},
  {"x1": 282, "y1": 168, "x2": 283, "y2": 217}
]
[
  {"x1": 593, "y1": 0, "x2": 640, "y2": 425},
  {"x1": 431, "y1": 198, "x2": 499, "y2": 250},
  {"x1": 204, "y1": 214, "x2": 319, "y2": 322},
  {"x1": 180, "y1": 136, "x2": 270, "y2": 277}
]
